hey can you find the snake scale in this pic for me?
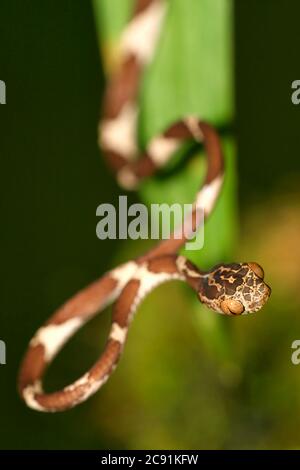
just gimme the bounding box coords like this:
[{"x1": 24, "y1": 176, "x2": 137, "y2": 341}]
[{"x1": 18, "y1": 0, "x2": 271, "y2": 412}]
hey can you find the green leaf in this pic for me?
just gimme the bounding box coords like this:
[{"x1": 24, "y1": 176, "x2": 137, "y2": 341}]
[{"x1": 93, "y1": 0, "x2": 237, "y2": 358}]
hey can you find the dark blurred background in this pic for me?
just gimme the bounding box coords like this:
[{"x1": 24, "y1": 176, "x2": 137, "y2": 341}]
[{"x1": 0, "y1": 0, "x2": 300, "y2": 449}]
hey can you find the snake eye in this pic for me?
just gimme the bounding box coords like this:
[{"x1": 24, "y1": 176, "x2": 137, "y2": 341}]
[
  {"x1": 248, "y1": 262, "x2": 264, "y2": 279},
  {"x1": 221, "y1": 299, "x2": 244, "y2": 315}
]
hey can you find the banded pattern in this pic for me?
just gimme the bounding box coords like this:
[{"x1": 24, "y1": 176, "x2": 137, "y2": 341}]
[{"x1": 18, "y1": 0, "x2": 271, "y2": 412}]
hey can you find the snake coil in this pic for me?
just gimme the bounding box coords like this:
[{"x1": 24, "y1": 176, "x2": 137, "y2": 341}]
[{"x1": 18, "y1": 0, "x2": 271, "y2": 412}]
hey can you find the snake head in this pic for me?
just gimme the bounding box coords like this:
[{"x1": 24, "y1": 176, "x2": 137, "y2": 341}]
[{"x1": 199, "y1": 262, "x2": 271, "y2": 315}]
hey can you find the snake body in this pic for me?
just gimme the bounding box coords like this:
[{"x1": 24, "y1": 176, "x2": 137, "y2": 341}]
[{"x1": 18, "y1": 0, "x2": 271, "y2": 412}]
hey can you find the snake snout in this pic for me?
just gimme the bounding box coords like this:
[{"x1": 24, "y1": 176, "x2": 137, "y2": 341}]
[{"x1": 246, "y1": 281, "x2": 272, "y2": 313}]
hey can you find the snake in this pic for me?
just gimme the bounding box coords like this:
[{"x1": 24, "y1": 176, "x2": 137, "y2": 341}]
[{"x1": 18, "y1": 0, "x2": 271, "y2": 412}]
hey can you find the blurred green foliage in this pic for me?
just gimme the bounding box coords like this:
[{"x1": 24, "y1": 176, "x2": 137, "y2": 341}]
[{"x1": 93, "y1": 0, "x2": 237, "y2": 377}]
